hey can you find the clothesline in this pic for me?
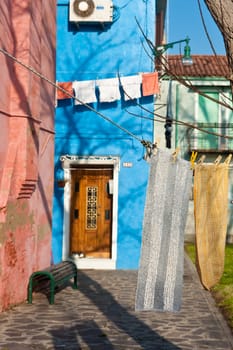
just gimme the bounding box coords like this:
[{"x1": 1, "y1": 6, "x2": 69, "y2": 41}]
[
  {"x1": 0, "y1": 46, "x2": 146, "y2": 145},
  {"x1": 189, "y1": 153, "x2": 232, "y2": 171},
  {"x1": 1, "y1": 45, "x2": 231, "y2": 146},
  {"x1": 57, "y1": 72, "x2": 159, "y2": 103}
]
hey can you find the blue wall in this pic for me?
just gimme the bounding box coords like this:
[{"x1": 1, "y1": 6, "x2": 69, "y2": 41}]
[{"x1": 53, "y1": 0, "x2": 156, "y2": 268}]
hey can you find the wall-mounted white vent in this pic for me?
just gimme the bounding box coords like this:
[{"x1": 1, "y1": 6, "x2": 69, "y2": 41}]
[{"x1": 69, "y1": 0, "x2": 113, "y2": 23}]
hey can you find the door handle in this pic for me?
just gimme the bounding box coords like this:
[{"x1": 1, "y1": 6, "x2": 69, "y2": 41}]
[{"x1": 105, "y1": 210, "x2": 110, "y2": 220}]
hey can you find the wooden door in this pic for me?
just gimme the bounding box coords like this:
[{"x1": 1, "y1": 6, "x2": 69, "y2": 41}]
[{"x1": 70, "y1": 168, "x2": 113, "y2": 258}]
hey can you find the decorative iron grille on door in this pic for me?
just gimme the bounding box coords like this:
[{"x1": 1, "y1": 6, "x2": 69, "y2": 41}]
[{"x1": 86, "y1": 186, "x2": 98, "y2": 229}]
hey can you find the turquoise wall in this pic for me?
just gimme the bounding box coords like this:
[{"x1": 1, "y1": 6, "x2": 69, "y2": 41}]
[{"x1": 53, "y1": 0, "x2": 156, "y2": 268}]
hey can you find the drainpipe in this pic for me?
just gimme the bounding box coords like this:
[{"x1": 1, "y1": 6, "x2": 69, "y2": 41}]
[{"x1": 175, "y1": 83, "x2": 180, "y2": 148}]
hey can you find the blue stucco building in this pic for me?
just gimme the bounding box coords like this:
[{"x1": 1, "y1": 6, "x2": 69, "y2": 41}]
[{"x1": 52, "y1": 0, "x2": 159, "y2": 269}]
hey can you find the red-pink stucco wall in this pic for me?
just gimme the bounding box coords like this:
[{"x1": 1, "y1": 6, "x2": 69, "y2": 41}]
[{"x1": 0, "y1": 0, "x2": 56, "y2": 312}]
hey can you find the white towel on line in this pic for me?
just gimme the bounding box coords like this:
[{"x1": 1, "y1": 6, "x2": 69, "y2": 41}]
[
  {"x1": 120, "y1": 75, "x2": 142, "y2": 101},
  {"x1": 72, "y1": 80, "x2": 97, "y2": 105},
  {"x1": 97, "y1": 78, "x2": 121, "y2": 103}
]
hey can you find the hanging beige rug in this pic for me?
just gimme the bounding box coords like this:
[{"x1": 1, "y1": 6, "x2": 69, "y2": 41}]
[{"x1": 193, "y1": 159, "x2": 230, "y2": 290}]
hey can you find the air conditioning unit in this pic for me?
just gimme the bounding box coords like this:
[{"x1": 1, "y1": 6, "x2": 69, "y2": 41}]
[{"x1": 69, "y1": 0, "x2": 113, "y2": 23}]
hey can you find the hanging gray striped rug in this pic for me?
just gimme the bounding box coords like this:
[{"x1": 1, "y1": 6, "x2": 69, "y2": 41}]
[{"x1": 135, "y1": 149, "x2": 193, "y2": 312}]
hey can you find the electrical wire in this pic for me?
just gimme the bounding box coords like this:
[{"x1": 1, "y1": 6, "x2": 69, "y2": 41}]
[
  {"x1": 138, "y1": 29, "x2": 233, "y2": 112},
  {"x1": 197, "y1": 0, "x2": 231, "y2": 105},
  {"x1": 165, "y1": 55, "x2": 233, "y2": 107},
  {"x1": 140, "y1": 39, "x2": 156, "y2": 66},
  {"x1": 1, "y1": 39, "x2": 233, "y2": 151},
  {"x1": 135, "y1": 17, "x2": 155, "y2": 53},
  {"x1": 0, "y1": 46, "x2": 147, "y2": 146},
  {"x1": 125, "y1": 108, "x2": 165, "y2": 124},
  {"x1": 118, "y1": 0, "x2": 134, "y2": 9},
  {"x1": 136, "y1": 15, "x2": 233, "y2": 111},
  {"x1": 197, "y1": 0, "x2": 218, "y2": 56},
  {"x1": 124, "y1": 106, "x2": 233, "y2": 140},
  {"x1": 112, "y1": 6, "x2": 121, "y2": 23},
  {"x1": 159, "y1": 54, "x2": 233, "y2": 111},
  {"x1": 112, "y1": 0, "x2": 135, "y2": 23},
  {"x1": 119, "y1": 75, "x2": 233, "y2": 140}
]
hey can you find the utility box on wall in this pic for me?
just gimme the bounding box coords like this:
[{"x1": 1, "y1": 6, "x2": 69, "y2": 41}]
[{"x1": 69, "y1": 0, "x2": 113, "y2": 23}]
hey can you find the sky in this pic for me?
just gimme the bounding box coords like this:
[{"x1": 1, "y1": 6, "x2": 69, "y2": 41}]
[{"x1": 166, "y1": 0, "x2": 226, "y2": 55}]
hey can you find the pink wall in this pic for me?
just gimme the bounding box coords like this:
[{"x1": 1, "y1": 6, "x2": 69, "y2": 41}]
[{"x1": 0, "y1": 0, "x2": 56, "y2": 311}]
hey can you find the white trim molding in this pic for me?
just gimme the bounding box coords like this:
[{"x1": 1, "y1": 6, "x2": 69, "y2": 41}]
[{"x1": 60, "y1": 155, "x2": 120, "y2": 269}]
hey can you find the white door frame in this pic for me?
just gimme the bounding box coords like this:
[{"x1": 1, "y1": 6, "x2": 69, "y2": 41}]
[{"x1": 60, "y1": 155, "x2": 120, "y2": 269}]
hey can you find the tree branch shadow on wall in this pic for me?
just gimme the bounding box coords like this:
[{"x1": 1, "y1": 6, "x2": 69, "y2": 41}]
[{"x1": 2, "y1": 2, "x2": 56, "y2": 230}]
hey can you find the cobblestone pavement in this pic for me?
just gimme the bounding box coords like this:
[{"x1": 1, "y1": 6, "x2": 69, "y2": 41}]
[{"x1": 0, "y1": 255, "x2": 233, "y2": 350}]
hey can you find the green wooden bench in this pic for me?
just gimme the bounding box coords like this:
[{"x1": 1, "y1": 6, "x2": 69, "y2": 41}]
[{"x1": 28, "y1": 260, "x2": 78, "y2": 305}]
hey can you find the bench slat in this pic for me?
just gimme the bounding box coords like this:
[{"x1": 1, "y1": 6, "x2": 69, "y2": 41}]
[{"x1": 28, "y1": 260, "x2": 78, "y2": 304}]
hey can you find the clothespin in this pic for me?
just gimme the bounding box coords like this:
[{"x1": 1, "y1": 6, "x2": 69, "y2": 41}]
[
  {"x1": 224, "y1": 154, "x2": 232, "y2": 165},
  {"x1": 155, "y1": 138, "x2": 160, "y2": 147},
  {"x1": 214, "y1": 155, "x2": 222, "y2": 165},
  {"x1": 197, "y1": 155, "x2": 206, "y2": 164},
  {"x1": 190, "y1": 151, "x2": 198, "y2": 169},
  {"x1": 172, "y1": 147, "x2": 180, "y2": 162},
  {"x1": 142, "y1": 140, "x2": 157, "y2": 161}
]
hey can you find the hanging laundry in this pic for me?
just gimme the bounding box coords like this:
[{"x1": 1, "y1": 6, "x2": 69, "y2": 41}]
[
  {"x1": 194, "y1": 160, "x2": 229, "y2": 290},
  {"x1": 135, "y1": 148, "x2": 192, "y2": 312},
  {"x1": 72, "y1": 80, "x2": 97, "y2": 105},
  {"x1": 120, "y1": 75, "x2": 142, "y2": 101},
  {"x1": 57, "y1": 82, "x2": 73, "y2": 99},
  {"x1": 142, "y1": 72, "x2": 159, "y2": 96},
  {"x1": 97, "y1": 78, "x2": 121, "y2": 103}
]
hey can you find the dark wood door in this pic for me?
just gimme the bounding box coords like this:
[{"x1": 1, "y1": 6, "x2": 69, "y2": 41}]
[{"x1": 70, "y1": 168, "x2": 113, "y2": 258}]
